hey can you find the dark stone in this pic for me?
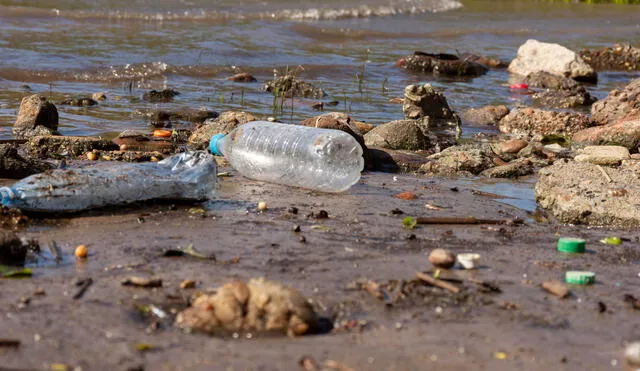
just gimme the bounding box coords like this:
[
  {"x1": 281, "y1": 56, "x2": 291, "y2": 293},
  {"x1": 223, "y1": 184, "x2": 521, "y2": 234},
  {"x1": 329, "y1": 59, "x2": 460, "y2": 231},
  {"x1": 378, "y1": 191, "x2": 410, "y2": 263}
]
[
  {"x1": 143, "y1": 89, "x2": 180, "y2": 102},
  {"x1": 27, "y1": 136, "x2": 119, "y2": 159},
  {"x1": 59, "y1": 98, "x2": 99, "y2": 106},
  {"x1": 396, "y1": 51, "x2": 489, "y2": 77},
  {"x1": 264, "y1": 75, "x2": 326, "y2": 99},
  {"x1": 580, "y1": 44, "x2": 640, "y2": 72},
  {"x1": 0, "y1": 144, "x2": 53, "y2": 179}
]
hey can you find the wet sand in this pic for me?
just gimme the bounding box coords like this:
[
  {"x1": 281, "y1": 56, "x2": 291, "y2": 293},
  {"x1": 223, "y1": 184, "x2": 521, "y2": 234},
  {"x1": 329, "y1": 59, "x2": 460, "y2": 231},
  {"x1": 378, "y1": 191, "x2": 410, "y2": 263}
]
[{"x1": 1, "y1": 169, "x2": 638, "y2": 370}]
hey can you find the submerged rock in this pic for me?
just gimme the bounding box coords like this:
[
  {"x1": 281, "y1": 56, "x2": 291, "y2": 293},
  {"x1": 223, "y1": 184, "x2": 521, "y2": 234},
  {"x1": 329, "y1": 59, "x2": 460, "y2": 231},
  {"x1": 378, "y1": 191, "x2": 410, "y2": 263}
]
[
  {"x1": 580, "y1": 44, "x2": 640, "y2": 72},
  {"x1": 508, "y1": 39, "x2": 597, "y2": 83},
  {"x1": 396, "y1": 51, "x2": 489, "y2": 77},
  {"x1": 264, "y1": 75, "x2": 326, "y2": 99},
  {"x1": 536, "y1": 159, "x2": 640, "y2": 227},
  {"x1": 498, "y1": 108, "x2": 595, "y2": 138},
  {"x1": 521, "y1": 72, "x2": 596, "y2": 108},
  {"x1": 572, "y1": 115, "x2": 640, "y2": 150},
  {"x1": 59, "y1": 97, "x2": 98, "y2": 106},
  {"x1": 364, "y1": 120, "x2": 433, "y2": 151},
  {"x1": 0, "y1": 144, "x2": 53, "y2": 179},
  {"x1": 460, "y1": 105, "x2": 510, "y2": 126},
  {"x1": 591, "y1": 77, "x2": 640, "y2": 125},
  {"x1": 27, "y1": 136, "x2": 118, "y2": 159},
  {"x1": 226, "y1": 72, "x2": 257, "y2": 82},
  {"x1": 175, "y1": 278, "x2": 318, "y2": 337},
  {"x1": 12, "y1": 94, "x2": 59, "y2": 139},
  {"x1": 142, "y1": 89, "x2": 180, "y2": 102},
  {"x1": 188, "y1": 111, "x2": 259, "y2": 149},
  {"x1": 136, "y1": 108, "x2": 218, "y2": 127}
]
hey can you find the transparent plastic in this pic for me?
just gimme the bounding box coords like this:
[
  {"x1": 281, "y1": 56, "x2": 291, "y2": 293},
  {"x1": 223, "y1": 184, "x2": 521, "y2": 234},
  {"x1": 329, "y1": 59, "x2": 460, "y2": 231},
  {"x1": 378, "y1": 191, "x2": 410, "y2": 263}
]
[
  {"x1": 0, "y1": 151, "x2": 217, "y2": 213},
  {"x1": 212, "y1": 121, "x2": 364, "y2": 192}
]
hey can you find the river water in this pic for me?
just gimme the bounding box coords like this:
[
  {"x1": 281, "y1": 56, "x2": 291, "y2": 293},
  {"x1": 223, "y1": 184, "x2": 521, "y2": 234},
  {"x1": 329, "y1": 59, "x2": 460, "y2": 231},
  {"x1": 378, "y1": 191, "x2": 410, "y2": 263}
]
[{"x1": 0, "y1": 0, "x2": 639, "y2": 140}]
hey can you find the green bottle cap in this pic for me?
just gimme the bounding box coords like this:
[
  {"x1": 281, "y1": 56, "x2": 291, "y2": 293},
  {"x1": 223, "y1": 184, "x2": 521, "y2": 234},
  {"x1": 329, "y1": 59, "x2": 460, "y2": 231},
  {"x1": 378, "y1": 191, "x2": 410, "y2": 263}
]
[
  {"x1": 557, "y1": 238, "x2": 586, "y2": 253},
  {"x1": 565, "y1": 271, "x2": 595, "y2": 285}
]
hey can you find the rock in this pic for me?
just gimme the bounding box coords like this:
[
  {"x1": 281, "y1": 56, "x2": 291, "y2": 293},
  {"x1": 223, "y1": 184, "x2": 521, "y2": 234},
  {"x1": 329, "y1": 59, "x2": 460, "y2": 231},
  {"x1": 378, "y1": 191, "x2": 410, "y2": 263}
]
[
  {"x1": 300, "y1": 112, "x2": 366, "y2": 150},
  {"x1": 135, "y1": 108, "x2": 218, "y2": 127},
  {"x1": 508, "y1": 39, "x2": 597, "y2": 83},
  {"x1": 572, "y1": 115, "x2": 640, "y2": 150},
  {"x1": 226, "y1": 72, "x2": 257, "y2": 82},
  {"x1": 91, "y1": 92, "x2": 107, "y2": 101},
  {"x1": 535, "y1": 159, "x2": 640, "y2": 227},
  {"x1": 420, "y1": 143, "x2": 495, "y2": 176},
  {"x1": 460, "y1": 53, "x2": 508, "y2": 68},
  {"x1": 460, "y1": 105, "x2": 510, "y2": 126},
  {"x1": 27, "y1": 136, "x2": 118, "y2": 159},
  {"x1": 494, "y1": 139, "x2": 529, "y2": 156},
  {"x1": 591, "y1": 78, "x2": 640, "y2": 125},
  {"x1": 541, "y1": 280, "x2": 570, "y2": 298},
  {"x1": 0, "y1": 232, "x2": 28, "y2": 266},
  {"x1": 574, "y1": 145, "x2": 630, "y2": 166},
  {"x1": 523, "y1": 71, "x2": 581, "y2": 90},
  {"x1": 580, "y1": 44, "x2": 640, "y2": 71},
  {"x1": 353, "y1": 121, "x2": 375, "y2": 135},
  {"x1": 364, "y1": 120, "x2": 433, "y2": 151},
  {"x1": 395, "y1": 51, "x2": 488, "y2": 77},
  {"x1": 175, "y1": 278, "x2": 318, "y2": 337},
  {"x1": 264, "y1": 75, "x2": 326, "y2": 99},
  {"x1": 480, "y1": 158, "x2": 534, "y2": 178},
  {"x1": 625, "y1": 342, "x2": 640, "y2": 368},
  {"x1": 428, "y1": 248, "x2": 456, "y2": 269},
  {"x1": 498, "y1": 108, "x2": 595, "y2": 138},
  {"x1": 366, "y1": 147, "x2": 429, "y2": 173},
  {"x1": 0, "y1": 144, "x2": 53, "y2": 179},
  {"x1": 59, "y1": 98, "x2": 98, "y2": 106},
  {"x1": 402, "y1": 84, "x2": 461, "y2": 149},
  {"x1": 12, "y1": 94, "x2": 59, "y2": 139},
  {"x1": 188, "y1": 111, "x2": 259, "y2": 149},
  {"x1": 532, "y1": 88, "x2": 597, "y2": 109},
  {"x1": 142, "y1": 89, "x2": 180, "y2": 102},
  {"x1": 87, "y1": 150, "x2": 165, "y2": 163}
]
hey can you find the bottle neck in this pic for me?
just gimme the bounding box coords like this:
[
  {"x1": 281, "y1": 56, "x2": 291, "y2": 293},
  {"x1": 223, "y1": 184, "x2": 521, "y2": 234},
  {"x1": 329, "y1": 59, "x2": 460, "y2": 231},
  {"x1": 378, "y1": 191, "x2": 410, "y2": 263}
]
[
  {"x1": 209, "y1": 134, "x2": 226, "y2": 156},
  {"x1": 0, "y1": 186, "x2": 15, "y2": 206}
]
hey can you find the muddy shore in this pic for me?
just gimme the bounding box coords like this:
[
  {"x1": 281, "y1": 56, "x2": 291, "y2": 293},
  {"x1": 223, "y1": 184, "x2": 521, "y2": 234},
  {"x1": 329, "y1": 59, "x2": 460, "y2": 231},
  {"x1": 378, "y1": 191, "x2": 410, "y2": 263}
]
[{"x1": 1, "y1": 169, "x2": 638, "y2": 370}]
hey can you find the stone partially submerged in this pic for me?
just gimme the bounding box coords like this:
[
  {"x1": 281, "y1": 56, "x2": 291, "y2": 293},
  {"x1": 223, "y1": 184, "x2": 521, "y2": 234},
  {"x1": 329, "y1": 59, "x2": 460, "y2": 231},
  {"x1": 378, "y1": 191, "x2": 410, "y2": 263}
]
[
  {"x1": 264, "y1": 75, "x2": 326, "y2": 99},
  {"x1": 591, "y1": 78, "x2": 640, "y2": 125},
  {"x1": 175, "y1": 278, "x2": 318, "y2": 337},
  {"x1": 508, "y1": 39, "x2": 597, "y2": 83},
  {"x1": 364, "y1": 120, "x2": 433, "y2": 151},
  {"x1": 580, "y1": 44, "x2": 640, "y2": 72},
  {"x1": 536, "y1": 159, "x2": 640, "y2": 227},
  {"x1": 396, "y1": 52, "x2": 489, "y2": 77},
  {"x1": 12, "y1": 94, "x2": 59, "y2": 139}
]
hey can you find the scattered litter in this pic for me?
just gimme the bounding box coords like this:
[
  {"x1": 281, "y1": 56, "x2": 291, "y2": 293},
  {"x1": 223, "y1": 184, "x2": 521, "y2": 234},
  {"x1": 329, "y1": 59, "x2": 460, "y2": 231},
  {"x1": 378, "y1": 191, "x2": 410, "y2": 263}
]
[
  {"x1": 135, "y1": 343, "x2": 156, "y2": 352},
  {"x1": 565, "y1": 271, "x2": 595, "y2": 285},
  {"x1": 494, "y1": 351, "x2": 508, "y2": 360},
  {"x1": 395, "y1": 191, "x2": 418, "y2": 200},
  {"x1": 0, "y1": 339, "x2": 20, "y2": 348},
  {"x1": 557, "y1": 238, "x2": 586, "y2": 253},
  {"x1": 541, "y1": 280, "x2": 570, "y2": 298},
  {"x1": 162, "y1": 244, "x2": 216, "y2": 260},
  {"x1": 416, "y1": 271, "x2": 460, "y2": 293},
  {"x1": 414, "y1": 216, "x2": 522, "y2": 225},
  {"x1": 74, "y1": 244, "x2": 88, "y2": 259},
  {"x1": 153, "y1": 129, "x2": 172, "y2": 138},
  {"x1": 257, "y1": 201, "x2": 268, "y2": 211},
  {"x1": 0, "y1": 265, "x2": 32, "y2": 278},
  {"x1": 600, "y1": 237, "x2": 622, "y2": 245},
  {"x1": 122, "y1": 277, "x2": 163, "y2": 288},
  {"x1": 457, "y1": 253, "x2": 480, "y2": 269}
]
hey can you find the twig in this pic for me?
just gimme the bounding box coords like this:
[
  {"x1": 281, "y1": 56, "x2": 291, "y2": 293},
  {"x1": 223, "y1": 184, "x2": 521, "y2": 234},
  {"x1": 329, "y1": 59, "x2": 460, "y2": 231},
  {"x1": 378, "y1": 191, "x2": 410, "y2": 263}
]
[
  {"x1": 597, "y1": 165, "x2": 613, "y2": 183},
  {"x1": 415, "y1": 216, "x2": 522, "y2": 225},
  {"x1": 416, "y1": 271, "x2": 460, "y2": 293},
  {"x1": 73, "y1": 278, "x2": 94, "y2": 300}
]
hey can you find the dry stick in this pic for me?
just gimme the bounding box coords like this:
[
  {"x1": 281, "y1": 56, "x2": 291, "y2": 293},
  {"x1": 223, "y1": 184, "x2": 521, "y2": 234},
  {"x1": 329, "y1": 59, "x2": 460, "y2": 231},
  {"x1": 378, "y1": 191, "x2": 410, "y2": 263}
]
[
  {"x1": 597, "y1": 165, "x2": 613, "y2": 183},
  {"x1": 415, "y1": 216, "x2": 521, "y2": 225},
  {"x1": 416, "y1": 271, "x2": 460, "y2": 294}
]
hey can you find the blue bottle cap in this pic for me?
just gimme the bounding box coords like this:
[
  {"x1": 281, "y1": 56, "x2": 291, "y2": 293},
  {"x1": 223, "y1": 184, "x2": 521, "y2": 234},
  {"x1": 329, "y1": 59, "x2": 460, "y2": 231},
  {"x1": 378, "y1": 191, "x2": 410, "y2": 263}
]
[{"x1": 209, "y1": 134, "x2": 226, "y2": 156}]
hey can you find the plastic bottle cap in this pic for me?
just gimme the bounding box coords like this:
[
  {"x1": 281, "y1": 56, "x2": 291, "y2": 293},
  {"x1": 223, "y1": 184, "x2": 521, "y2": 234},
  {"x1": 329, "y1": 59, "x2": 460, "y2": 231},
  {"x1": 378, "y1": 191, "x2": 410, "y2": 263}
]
[
  {"x1": 565, "y1": 271, "x2": 595, "y2": 285},
  {"x1": 209, "y1": 134, "x2": 226, "y2": 156},
  {"x1": 557, "y1": 238, "x2": 586, "y2": 253}
]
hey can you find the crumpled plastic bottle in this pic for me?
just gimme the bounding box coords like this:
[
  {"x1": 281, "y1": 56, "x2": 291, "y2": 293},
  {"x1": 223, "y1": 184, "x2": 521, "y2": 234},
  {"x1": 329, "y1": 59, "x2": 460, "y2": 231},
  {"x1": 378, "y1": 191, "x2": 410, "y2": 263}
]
[
  {"x1": 209, "y1": 121, "x2": 364, "y2": 192},
  {"x1": 0, "y1": 151, "x2": 217, "y2": 213}
]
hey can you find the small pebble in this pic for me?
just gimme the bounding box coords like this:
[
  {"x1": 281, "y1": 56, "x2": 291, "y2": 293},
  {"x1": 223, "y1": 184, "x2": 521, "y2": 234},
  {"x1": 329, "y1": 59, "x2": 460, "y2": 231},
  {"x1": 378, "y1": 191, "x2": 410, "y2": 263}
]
[
  {"x1": 428, "y1": 248, "x2": 456, "y2": 269},
  {"x1": 257, "y1": 201, "x2": 268, "y2": 211},
  {"x1": 180, "y1": 280, "x2": 196, "y2": 289},
  {"x1": 75, "y1": 244, "x2": 88, "y2": 259},
  {"x1": 86, "y1": 152, "x2": 97, "y2": 161},
  {"x1": 293, "y1": 225, "x2": 301, "y2": 233},
  {"x1": 299, "y1": 236, "x2": 306, "y2": 243},
  {"x1": 119, "y1": 144, "x2": 129, "y2": 151}
]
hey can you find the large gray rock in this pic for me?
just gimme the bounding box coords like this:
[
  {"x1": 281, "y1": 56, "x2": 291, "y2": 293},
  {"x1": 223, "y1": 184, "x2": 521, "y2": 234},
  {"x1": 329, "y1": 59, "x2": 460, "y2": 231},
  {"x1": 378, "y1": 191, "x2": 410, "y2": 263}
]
[
  {"x1": 572, "y1": 115, "x2": 640, "y2": 150},
  {"x1": 508, "y1": 39, "x2": 597, "y2": 83},
  {"x1": 188, "y1": 111, "x2": 259, "y2": 149},
  {"x1": 591, "y1": 78, "x2": 640, "y2": 125},
  {"x1": 364, "y1": 120, "x2": 432, "y2": 151},
  {"x1": 12, "y1": 94, "x2": 59, "y2": 139},
  {"x1": 498, "y1": 108, "x2": 595, "y2": 138},
  {"x1": 536, "y1": 159, "x2": 640, "y2": 227}
]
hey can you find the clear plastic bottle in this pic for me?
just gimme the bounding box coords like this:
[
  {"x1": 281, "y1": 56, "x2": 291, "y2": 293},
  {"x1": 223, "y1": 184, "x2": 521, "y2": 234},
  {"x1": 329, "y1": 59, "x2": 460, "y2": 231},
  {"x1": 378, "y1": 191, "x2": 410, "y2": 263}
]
[
  {"x1": 0, "y1": 151, "x2": 217, "y2": 213},
  {"x1": 209, "y1": 121, "x2": 364, "y2": 192}
]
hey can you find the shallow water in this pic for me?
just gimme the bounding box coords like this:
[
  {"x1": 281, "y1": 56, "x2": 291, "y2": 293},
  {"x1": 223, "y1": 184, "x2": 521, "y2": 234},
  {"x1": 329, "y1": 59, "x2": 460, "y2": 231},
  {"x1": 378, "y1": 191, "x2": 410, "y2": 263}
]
[{"x1": 1, "y1": 0, "x2": 639, "y2": 139}]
